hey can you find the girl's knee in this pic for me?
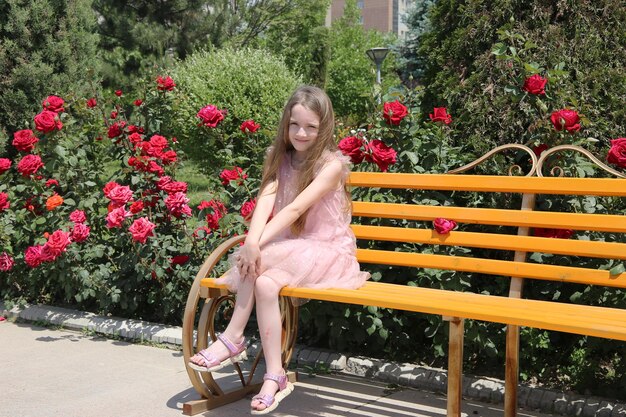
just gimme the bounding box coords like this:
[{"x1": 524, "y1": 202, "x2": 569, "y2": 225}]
[{"x1": 254, "y1": 275, "x2": 279, "y2": 300}]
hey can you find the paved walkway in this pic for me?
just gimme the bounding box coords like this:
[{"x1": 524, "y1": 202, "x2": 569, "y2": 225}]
[{"x1": 1, "y1": 320, "x2": 556, "y2": 417}]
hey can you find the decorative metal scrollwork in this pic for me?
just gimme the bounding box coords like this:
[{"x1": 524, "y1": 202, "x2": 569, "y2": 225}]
[
  {"x1": 447, "y1": 144, "x2": 538, "y2": 176},
  {"x1": 536, "y1": 144, "x2": 626, "y2": 178}
]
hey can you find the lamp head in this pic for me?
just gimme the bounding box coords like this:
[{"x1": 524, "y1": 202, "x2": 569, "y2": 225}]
[{"x1": 366, "y1": 47, "x2": 389, "y2": 66}]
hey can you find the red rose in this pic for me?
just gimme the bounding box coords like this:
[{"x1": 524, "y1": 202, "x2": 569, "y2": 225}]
[
  {"x1": 0, "y1": 158, "x2": 11, "y2": 175},
  {"x1": 129, "y1": 200, "x2": 144, "y2": 214},
  {"x1": 156, "y1": 76, "x2": 176, "y2": 91},
  {"x1": 206, "y1": 212, "x2": 221, "y2": 230},
  {"x1": 198, "y1": 199, "x2": 226, "y2": 216},
  {"x1": 106, "y1": 206, "x2": 132, "y2": 228},
  {"x1": 128, "y1": 132, "x2": 143, "y2": 144},
  {"x1": 382, "y1": 100, "x2": 408, "y2": 125},
  {"x1": 0, "y1": 252, "x2": 14, "y2": 272},
  {"x1": 532, "y1": 143, "x2": 549, "y2": 157},
  {"x1": 70, "y1": 223, "x2": 90, "y2": 243},
  {"x1": 365, "y1": 140, "x2": 397, "y2": 172},
  {"x1": 127, "y1": 125, "x2": 144, "y2": 134},
  {"x1": 240, "y1": 119, "x2": 260, "y2": 133},
  {"x1": 550, "y1": 109, "x2": 581, "y2": 133},
  {"x1": 429, "y1": 107, "x2": 452, "y2": 125},
  {"x1": 129, "y1": 217, "x2": 156, "y2": 243},
  {"x1": 17, "y1": 154, "x2": 44, "y2": 177},
  {"x1": 34, "y1": 110, "x2": 63, "y2": 133},
  {"x1": 146, "y1": 160, "x2": 164, "y2": 176},
  {"x1": 25, "y1": 245, "x2": 44, "y2": 268},
  {"x1": 197, "y1": 105, "x2": 225, "y2": 128},
  {"x1": 241, "y1": 198, "x2": 256, "y2": 221},
  {"x1": 607, "y1": 138, "x2": 626, "y2": 168},
  {"x1": 160, "y1": 150, "x2": 177, "y2": 165},
  {"x1": 171, "y1": 255, "x2": 190, "y2": 266},
  {"x1": 107, "y1": 121, "x2": 126, "y2": 138},
  {"x1": 115, "y1": 90, "x2": 123, "y2": 97},
  {"x1": 12, "y1": 129, "x2": 39, "y2": 152},
  {"x1": 134, "y1": 99, "x2": 143, "y2": 106},
  {"x1": 522, "y1": 74, "x2": 547, "y2": 95},
  {"x1": 42, "y1": 95, "x2": 65, "y2": 113},
  {"x1": 86, "y1": 98, "x2": 97, "y2": 108},
  {"x1": 45, "y1": 179, "x2": 59, "y2": 188},
  {"x1": 534, "y1": 228, "x2": 574, "y2": 239},
  {"x1": 165, "y1": 192, "x2": 192, "y2": 218},
  {"x1": 149, "y1": 135, "x2": 169, "y2": 150},
  {"x1": 0, "y1": 192, "x2": 9, "y2": 212},
  {"x1": 110, "y1": 111, "x2": 118, "y2": 119},
  {"x1": 69, "y1": 210, "x2": 87, "y2": 224},
  {"x1": 338, "y1": 136, "x2": 366, "y2": 164},
  {"x1": 433, "y1": 218, "x2": 457, "y2": 234},
  {"x1": 107, "y1": 185, "x2": 134, "y2": 205},
  {"x1": 44, "y1": 230, "x2": 71, "y2": 257},
  {"x1": 103, "y1": 181, "x2": 120, "y2": 198},
  {"x1": 219, "y1": 167, "x2": 247, "y2": 186}
]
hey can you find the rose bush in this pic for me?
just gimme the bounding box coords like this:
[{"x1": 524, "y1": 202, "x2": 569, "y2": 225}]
[{"x1": 0, "y1": 75, "x2": 257, "y2": 323}]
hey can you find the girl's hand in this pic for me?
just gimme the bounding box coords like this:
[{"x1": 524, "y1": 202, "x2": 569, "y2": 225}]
[{"x1": 236, "y1": 242, "x2": 261, "y2": 280}]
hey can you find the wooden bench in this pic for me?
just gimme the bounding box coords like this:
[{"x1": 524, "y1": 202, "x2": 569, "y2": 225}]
[{"x1": 182, "y1": 144, "x2": 626, "y2": 416}]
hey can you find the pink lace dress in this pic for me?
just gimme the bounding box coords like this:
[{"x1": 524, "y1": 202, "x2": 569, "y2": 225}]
[{"x1": 216, "y1": 150, "x2": 370, "y2": 293}]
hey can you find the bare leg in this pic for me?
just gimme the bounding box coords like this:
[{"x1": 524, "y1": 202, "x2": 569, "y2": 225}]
[
  {"x1": 251, "y1": 275, "x2": 285, "y2": 411},
  {"x1": 189, "y1": 275, "x2": 256, "y2": 366}
]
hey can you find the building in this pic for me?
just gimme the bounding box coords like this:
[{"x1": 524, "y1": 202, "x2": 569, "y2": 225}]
[{"x1": 326, "y1": 0, "x2": 411, "y2": 38}]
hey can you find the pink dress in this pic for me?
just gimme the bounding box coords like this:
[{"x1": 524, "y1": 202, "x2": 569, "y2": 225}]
[{"x1": 217, "y1": 150, "x2": 370, "y2": 294}]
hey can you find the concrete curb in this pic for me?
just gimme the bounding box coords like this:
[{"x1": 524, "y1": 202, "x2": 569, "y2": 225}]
[{"x1": 2, "y1": 302, "x2": 624, "y2": 417}]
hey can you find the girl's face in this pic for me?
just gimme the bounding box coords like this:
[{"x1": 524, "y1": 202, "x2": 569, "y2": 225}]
[{"x1": 288, "y1": 104, "x2": 320, "y2": 158}]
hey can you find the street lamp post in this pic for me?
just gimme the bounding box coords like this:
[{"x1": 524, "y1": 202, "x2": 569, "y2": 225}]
[{"x1": 366, "y1": 47, "x2": 389, "y2": 85}]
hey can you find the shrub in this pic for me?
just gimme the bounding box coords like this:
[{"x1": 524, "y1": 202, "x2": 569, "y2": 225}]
[
  {"x1": 167, "y1": 47, "x2": 300, "y2": 176},
  {"x1": 0, "y1": 0, "x2": 100, "y2": 136},
  {"x1": 0, "y1": 77, "x2": 258, "y2": 324}
]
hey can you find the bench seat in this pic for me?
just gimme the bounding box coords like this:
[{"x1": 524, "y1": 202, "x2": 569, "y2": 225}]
[{"x1": 200, "y1": 278, "x2": 626, "y2": 342}]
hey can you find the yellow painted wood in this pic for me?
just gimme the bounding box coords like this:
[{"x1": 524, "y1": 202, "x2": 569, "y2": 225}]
[
  {"x1": 350, "y1": 225, "x2": 626, "y2": 260},
  {"x1": 355, "y1": 249, "x2": 626, "y2": 288},
  {"x1": 352, "y1": 202, "x2": 626, "y2": 233},
  {"x1": 200, "y1": 279, "x2": 626, "y2": 341},
  {"x1": 348, "y1": 173, "x2": 626, "y2": 196},
  {"x1": 447, "y1": 318, "x2": 464, "y2": 417}
]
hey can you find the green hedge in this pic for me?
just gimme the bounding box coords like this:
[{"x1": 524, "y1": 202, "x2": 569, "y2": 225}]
[{"x1": 167, "y1": 47, "x2": 300, "y2": 177}]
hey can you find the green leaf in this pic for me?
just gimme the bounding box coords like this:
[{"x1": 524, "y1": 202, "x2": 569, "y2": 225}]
[
  {"x1": 64, "y1": 198, "x2": 76, "y2": 206},
  {"x1": 491, "y1": 43, "x2": 507, "y2": 56},
  {"x1": 610, "y1": 263, "x2": 625, "y2": 275}
]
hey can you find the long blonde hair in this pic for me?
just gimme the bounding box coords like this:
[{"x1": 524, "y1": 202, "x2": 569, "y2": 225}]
[{"x1": 259, "y1": 85, "x2": 349, "y2": 235}]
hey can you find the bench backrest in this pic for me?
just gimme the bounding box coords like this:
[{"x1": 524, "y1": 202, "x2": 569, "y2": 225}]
[{"x1": 348, "y1": 173, "x2": 626, "y2": 297}]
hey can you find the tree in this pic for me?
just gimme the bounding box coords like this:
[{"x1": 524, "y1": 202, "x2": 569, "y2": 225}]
[
  {"x1": 93, "y1": 0, "x2": 330, "y2": 90},
  {"x1": 254, "y1": 0, "x2": 331, "y2": 86},
  {"x1": 0, "y1": 0, "x2": 100, "y2": 144},
  {"x1": 326, "y1": 0, "x2": 399, "y2": 120},
  {"x1": 396, "y1": 0, "x2": 437, "y2": 84}
]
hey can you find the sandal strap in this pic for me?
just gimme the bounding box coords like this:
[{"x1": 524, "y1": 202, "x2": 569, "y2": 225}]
[
  {"x1": 217, "y1": 333, "x2": 245, "y2": 355},
  {"x1": 263, "y1": 372, "x2": 288, "y2": 391},
  {"x1": 251, "y1": 394, "x2": 274, "y2": 408},
  {"x1": 197, "y1": 349, "x2": 218, "y2": 367}
]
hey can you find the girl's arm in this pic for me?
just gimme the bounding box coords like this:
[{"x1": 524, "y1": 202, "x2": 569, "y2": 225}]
[
  {"x1": 258, "y1": 159, "x2": 343, "y2": 247},
  {"x1": 237, "y1": 180, "x2": 277, "y2": 279}
]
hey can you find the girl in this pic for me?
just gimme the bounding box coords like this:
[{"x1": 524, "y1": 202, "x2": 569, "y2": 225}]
[{"x1": 189, "y1": 85, "x2": 370, "y2": 414}]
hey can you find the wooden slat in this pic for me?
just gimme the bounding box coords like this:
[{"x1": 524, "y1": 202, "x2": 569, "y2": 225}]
[
  {"x1": 355, "y1": 249, "x2": 626, "y2": 288},
  {"x1": 200, "y1": 279, "x2": 626, "y2": 341},
  {"x1": 348, "y1": 173, "x2": 626, "y2": 196},
  {"x1": 352, "y1": 202, "x2": 626, "y2": 233},
  {"x1": 351, "y1": 225, "x2": 626, "y2": 260}
]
